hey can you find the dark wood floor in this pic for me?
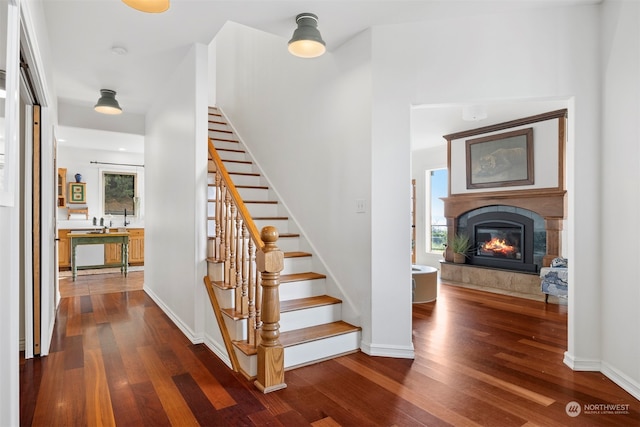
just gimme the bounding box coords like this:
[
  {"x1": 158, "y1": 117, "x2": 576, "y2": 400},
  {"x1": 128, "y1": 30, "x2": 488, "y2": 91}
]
[{"x1": 21, "y1": 273, "x2": 639, "y2": 426}]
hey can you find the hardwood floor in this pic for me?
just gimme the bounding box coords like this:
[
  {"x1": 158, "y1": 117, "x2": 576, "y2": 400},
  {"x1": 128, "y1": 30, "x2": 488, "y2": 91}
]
[{"x1": 21, "y1": 275, "x2": 639, "y2": 426}]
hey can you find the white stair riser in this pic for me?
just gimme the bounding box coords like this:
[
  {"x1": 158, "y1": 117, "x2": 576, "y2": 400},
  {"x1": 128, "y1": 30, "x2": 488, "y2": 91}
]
[
  {"x1": 217, "y1": 150, "x2": 247, "y2": 162},
  {"x1": 279, "y1": 278, "x2": 326, "y2": 301},
  {"x1": 284, "y1": 331, "x2": 361, "y2": 370},
  {"x1": 224, "y1": 314, "x2": 247, "y2": 341},
  {"x1": 235, "y1": 350, "x2": 258, "y2": 378},
  {"x1": 209, "y1": 130, "x2": 235, "y2": 140},
  {"x1": 208, "y1": 202, "x2": 274, "y2": 218},
  {"x1": 226, "y1": 174, "x2": 262, "y2": 187},
  {"x1": 254, "y1": 219, "x2": 289, "y2": 233},
  {"x1": 274, "y1": 237, "x2": 300, "y2": 253},
  {"x1": 280, "y1": 304, "x2": 342, "y2": 333},
  {"x1": 237, "y1": 187, "x2": 270, "y2": 201},
  {"x1": 211, "y1": 283, "x2": 234, "y2": 307},
  {"x1": 223, "y1": 161, "x2": 254, "y2": 174},
  {"x1": 282, "y1": 256, "x2": 312, "y2": 275},
  {"x1": 210, "y1": 140, "x2": 240, "y2": 151},
  {"x1": 245, "y1": 203, "x2": 279, "y2": 218},
  {"x1": 207, "y1": 186, "x2": 269, "y2": 201}
]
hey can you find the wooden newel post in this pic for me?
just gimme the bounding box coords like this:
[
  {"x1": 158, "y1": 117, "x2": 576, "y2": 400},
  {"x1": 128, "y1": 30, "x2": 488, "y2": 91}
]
[{"x1": 254, "y1": 226, "x2": 287, "y2": 393}]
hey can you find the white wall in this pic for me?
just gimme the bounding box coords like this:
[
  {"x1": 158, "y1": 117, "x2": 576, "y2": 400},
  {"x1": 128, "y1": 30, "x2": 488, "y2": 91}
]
[
  {"x1": 57, "y1": 144, "x2": 145, "y2": 229},
  {"x1": 600, "y1": 0, "x2": 640, "y2": 398},
  {"x1": 144, "y1": 43, "x2": 208, "y2": 343},
  {"x1": 214, "y1": 23, "x2": 376, "y2": 347}
]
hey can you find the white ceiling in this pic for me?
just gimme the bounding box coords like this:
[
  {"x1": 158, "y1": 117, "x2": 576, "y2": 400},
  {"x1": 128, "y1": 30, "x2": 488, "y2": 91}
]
[{"x1": 42, "y1": 1, "x2": 585, "y2": 151}]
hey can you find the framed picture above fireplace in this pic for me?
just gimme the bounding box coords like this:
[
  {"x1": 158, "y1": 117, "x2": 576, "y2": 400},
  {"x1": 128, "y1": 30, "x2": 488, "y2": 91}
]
[{"x1": 466, "y1": 128, "x2": 534, "y2": 189}]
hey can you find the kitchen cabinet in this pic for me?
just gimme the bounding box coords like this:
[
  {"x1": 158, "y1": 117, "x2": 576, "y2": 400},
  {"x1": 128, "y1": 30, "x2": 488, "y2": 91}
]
[
  {"x1": 105, "y1": 228, "x2": 144, "y2": 266},
  {"x1": 58, "y1": 229, "x2": 71, "y2": 268},
  {"x1": 57, "y1": 168, "x2": 67, "y2": 207}
]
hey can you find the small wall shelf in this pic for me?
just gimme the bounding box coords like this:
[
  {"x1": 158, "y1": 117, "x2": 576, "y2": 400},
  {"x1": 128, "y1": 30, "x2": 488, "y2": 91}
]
[{"x1": 67, "y1": 207, "x2": 89, "y2": 219}]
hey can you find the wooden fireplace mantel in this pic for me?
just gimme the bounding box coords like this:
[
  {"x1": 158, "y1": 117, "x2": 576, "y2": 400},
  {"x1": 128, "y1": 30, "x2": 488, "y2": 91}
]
[{"x1": 442, "y1": 188, "x2": 566, "y2": 220}]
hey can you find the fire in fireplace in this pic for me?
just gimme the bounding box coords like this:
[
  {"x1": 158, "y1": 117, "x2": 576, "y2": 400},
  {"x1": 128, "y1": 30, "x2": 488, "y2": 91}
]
[{"x1": 460, "y1": 209, "x2": 541, "y2": 273}]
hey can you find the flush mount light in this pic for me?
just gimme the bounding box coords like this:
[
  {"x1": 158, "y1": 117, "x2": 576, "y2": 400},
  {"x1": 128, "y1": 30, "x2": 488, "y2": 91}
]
[
  {"x1": 288, "y1": 13, "x2": 326, "y2": 58},
  {"x1": 94, "y1": 89, "x2": 122, "y2": 115},
  {"x1": 122, "y1": 0, "x2": 169, "y2": 13},
  {"x1": 0, "y1": 70, "x2": 6, "y2": 98},
  {"x1": 462, "y1": 105, "x2": 488, "y2": 121}
]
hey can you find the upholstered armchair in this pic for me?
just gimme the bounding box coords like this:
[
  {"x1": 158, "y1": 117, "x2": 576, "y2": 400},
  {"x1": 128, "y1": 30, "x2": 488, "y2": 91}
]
[{"x1": 540, "y1": 257, "x2": 568, "y2": 303}]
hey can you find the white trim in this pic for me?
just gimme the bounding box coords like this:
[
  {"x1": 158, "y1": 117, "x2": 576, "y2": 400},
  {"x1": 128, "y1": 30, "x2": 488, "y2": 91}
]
[
  {"x1": 563, "y1": 351, "x2": 600, "y2": 371},
  {"x1": 23, "y1": 106, "x2": 34, "y2": 359},
  {"x1": 601, "y1": 361, "x2": 640, "y2": 402},
  {"x1": 360, "y1": 341, "x2": 415, "y2": 359}
]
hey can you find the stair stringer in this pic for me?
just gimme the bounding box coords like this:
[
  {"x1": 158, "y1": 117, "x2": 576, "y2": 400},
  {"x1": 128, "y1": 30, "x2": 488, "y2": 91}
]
[{"x1": 215, "y1": 106, "x2": 361, "y2": 328}]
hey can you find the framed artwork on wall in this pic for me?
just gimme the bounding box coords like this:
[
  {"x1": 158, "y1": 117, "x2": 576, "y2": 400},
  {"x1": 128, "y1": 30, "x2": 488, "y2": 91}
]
[
  {"x1": 466, "y1": 128, "x2": 534, "y2": 189},
  {"x1": 68, "y1": 182, "x2": 86, "y2": 204}
]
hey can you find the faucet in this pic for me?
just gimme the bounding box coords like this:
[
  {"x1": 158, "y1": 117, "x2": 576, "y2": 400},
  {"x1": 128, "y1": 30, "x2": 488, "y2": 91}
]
[{"x1": 124, "y1": 208, "x2": 130, "y2": 227}]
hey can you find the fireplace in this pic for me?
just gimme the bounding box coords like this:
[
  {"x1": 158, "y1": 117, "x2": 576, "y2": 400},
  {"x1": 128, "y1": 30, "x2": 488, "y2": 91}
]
[{"x1": 464, "y1": 211, "x2": 538, "y2": 272}]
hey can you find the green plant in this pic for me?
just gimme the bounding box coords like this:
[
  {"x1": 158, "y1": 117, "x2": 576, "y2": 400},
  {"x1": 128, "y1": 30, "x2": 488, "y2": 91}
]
[{"x1": 451, "y1": 232, "x2": 472, "y2": 256}]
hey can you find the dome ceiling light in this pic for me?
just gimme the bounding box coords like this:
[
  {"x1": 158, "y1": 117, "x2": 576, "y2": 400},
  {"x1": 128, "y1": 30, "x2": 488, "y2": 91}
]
[
  {"x1": 94, "y1": 89, "x2": 123, "y2": 115},
  {"x1": 288, "y1": 13, "x2": 326, "y2": 58},
  {"x1": 122, "y1": 0, "x2": 170, "y2": 13}
]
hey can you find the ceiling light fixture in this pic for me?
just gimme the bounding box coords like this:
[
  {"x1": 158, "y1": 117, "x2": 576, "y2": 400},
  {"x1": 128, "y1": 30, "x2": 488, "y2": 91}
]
[
  {"x1": 288, "y1": 13, "x2": 326, "y2": 58},
  {"x1": 94, "y1": 89, "x2": 122, "y2": 115},
  {"x1": 462, "y1": 105, "x2": 488, "y2": 121},
  {"x1": 122, "y1": 0, "x2": 169, "y2": 13},
  {"x1": 0, "y1": 70, "x2": 6, "y2": 98}
]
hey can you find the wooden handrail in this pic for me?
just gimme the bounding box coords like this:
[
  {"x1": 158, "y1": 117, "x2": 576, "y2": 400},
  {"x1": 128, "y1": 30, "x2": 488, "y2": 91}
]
[{"x1": 208, "y1": 139, "x2": 263, "y2": 250}]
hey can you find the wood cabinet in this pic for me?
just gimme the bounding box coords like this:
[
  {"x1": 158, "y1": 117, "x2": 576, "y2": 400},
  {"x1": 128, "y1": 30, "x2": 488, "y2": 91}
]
[
  {"x1": 58, "y1": 228, "x2": 144, "y2": 270},
  {"x1": 57, "y1": 168, "x2": 67, "y2": 207},
  {"x1": 58, "y1": 229, "x2": 71, "y2": 268},
  {"x1": 105, "y1": 228, "x2": 144, "y2": 266}
]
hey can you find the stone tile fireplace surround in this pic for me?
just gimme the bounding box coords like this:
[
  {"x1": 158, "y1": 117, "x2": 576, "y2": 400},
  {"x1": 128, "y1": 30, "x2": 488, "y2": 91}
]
[{"x1": 439, "y1": 109, "x2": 567, "y2": 298}]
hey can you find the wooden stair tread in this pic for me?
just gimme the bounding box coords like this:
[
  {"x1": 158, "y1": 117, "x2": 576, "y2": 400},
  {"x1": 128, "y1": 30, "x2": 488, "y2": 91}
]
[
  {"x1": 208, "y1": 126, "x2": 232, "y2": 133},
  {"x1": 221, "y1": 307, "x2": 247, "y2": 320},
  {"x1": 280, "y1": 295, "x2": 341, "y2": 312},
  {"x1": 211, "y1": 137, "x2": 239, "y2": 143},
  {"x1": 279, "y1": 233, "x2": 300, "y2": 238},
  {"x1": 284, "y1": 251, "x2": 311, "y2": 258},
  {"x1": 232, "y1": 321, "x2": 360, "y2": 356},
  {"x1": 233, "y1": 340, "x2": 257, "y2": 356},
  {"x1": 244, "y1": 200, "x2": 277, "y2": 204},
  {"x1": 280, "y1": 321, "x2": 361, "y2": 348},
  {"x1": 216, "y1": 147, "x2": 245, "y2": 153},
  {"x1": 222, "y1": 159, "x2": 252, "y2": 165},
  {"x1": 252, "y1": 216, "x2": 288, "y2": 220},
  {"x1": 235, "y1": 183, "x2": 267, "y2": 187},
  {"x1": 280, "y1": 272, "x2": 326, "y2": 282}
]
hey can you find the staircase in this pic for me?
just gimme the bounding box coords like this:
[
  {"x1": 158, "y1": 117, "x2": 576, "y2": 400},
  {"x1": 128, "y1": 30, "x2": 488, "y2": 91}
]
[{"x1": 206, "y1": 106, "x2": 361, "y2": 380}]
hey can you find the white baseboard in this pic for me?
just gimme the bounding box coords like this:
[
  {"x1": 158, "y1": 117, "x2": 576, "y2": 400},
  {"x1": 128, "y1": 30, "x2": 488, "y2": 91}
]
[
  {"x1": 600, "y1": 361, "x2": 640, "y2": 402},
  {"x1": 563, "y1": 351, "x2": 601, "y2": 371},
  {"x1": 144, "y1": 287, "x2": 203, "y2": 344},
  {"x1": 564, "y1": 351, "x2": 640, "y2": 402},
  {"x1": 360, "y1": 341, "x2": 415, "y2": 359}
]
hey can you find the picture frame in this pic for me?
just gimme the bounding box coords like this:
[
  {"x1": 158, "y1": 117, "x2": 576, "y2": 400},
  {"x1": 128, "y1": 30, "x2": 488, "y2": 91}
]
[
  {"x1": 466, "y1": 128, "x2": 534, "y2": 189},
  {"x1": 68, "y1": 182, "x2": 86, "y2": 204}
]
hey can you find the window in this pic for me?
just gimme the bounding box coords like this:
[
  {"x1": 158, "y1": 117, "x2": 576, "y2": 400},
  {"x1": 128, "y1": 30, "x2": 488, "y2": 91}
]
[
  {"x1": 103, "y1": 172, "x2": 137, "y2": 215},
  {"x1": 429, "y1": 169, "x2": 448, "y2": 252}
]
